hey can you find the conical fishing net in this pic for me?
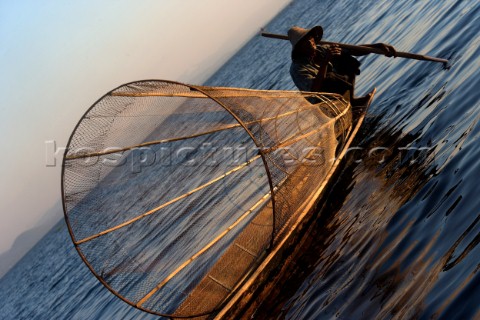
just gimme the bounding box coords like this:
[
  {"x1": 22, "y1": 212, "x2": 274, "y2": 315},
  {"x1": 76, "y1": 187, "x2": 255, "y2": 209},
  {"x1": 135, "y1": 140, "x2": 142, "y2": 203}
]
[{"x1": 62, "y1": 80, "x2": 351, "y2": 317}]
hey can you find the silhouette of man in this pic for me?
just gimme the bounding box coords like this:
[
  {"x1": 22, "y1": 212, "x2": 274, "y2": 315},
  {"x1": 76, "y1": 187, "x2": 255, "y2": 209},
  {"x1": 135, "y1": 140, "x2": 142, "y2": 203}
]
[{"x1": 288, "y1": 26, "x2": 396, "y2": 105}]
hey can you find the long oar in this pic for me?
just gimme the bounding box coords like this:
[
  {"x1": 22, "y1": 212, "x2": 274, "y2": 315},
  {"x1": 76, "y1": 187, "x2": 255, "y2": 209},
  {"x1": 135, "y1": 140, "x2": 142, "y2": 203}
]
[{"x1": 261, "y1": 32, "x2": 449, "y2": 66}]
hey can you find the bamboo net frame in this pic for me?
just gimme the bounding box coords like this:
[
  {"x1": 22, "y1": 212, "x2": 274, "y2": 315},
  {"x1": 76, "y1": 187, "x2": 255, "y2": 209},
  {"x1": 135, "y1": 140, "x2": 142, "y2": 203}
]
[
  {"x1": 65, "y1": 105, "x2": 318, "y2": 160},
  {"x1": 62, "y1": 80, "x2": 351, "y2": 318}
]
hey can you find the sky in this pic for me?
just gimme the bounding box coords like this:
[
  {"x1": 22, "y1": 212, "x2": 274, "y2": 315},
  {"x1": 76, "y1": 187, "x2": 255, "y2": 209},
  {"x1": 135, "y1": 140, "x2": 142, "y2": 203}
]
[{"x1": 0, "y1": 0, "x2": 291, "y2": 277}]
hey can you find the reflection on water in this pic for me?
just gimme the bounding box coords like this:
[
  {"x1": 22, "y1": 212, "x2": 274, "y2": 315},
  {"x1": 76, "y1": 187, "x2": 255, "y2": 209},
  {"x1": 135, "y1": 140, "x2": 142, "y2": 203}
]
[
  {"x1": 234, "y1": 0, "x2": 480, "y2": 318},
  {"x1": 249, "y1": 57, "x2": 479, "y2": 317},
  {"x1": 250, "y1": 122, "x2": 441, "y2": 319}
]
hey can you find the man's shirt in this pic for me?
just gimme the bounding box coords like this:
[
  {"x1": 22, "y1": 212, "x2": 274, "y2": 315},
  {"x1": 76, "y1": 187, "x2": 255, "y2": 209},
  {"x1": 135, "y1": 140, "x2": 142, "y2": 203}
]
[
  {"x1": 290, "y1": 45, "x2": 359, "y2": 94},
  {"x1": 289, "y1": 45, "x2": 330, "y2": 92}
]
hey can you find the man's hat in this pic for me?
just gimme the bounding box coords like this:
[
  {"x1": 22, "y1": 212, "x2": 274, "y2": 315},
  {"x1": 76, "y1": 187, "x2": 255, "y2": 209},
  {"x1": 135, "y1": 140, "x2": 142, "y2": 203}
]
[{"x1": 288, "y1": 26, "x2": 323, "y2": 49}]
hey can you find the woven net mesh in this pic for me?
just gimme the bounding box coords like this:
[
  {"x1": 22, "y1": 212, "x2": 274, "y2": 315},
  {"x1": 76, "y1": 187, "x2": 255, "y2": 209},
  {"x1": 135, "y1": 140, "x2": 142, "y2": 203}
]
[{"x1": 62, "y1": 80, "x2": 351, "y2": 317}]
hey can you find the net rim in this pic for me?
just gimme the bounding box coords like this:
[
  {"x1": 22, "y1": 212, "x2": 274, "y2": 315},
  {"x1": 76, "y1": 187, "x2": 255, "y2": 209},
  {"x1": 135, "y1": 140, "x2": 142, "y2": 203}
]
[{"x1": 60, "y1": 79, "x2": 276, "y2": 318}]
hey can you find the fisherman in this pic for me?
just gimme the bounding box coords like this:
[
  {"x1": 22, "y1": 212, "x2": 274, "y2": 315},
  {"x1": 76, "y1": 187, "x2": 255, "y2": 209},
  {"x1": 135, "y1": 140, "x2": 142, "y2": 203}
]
[{"x1": 288, "y1": 26, "x2": 396, "y2": 105}]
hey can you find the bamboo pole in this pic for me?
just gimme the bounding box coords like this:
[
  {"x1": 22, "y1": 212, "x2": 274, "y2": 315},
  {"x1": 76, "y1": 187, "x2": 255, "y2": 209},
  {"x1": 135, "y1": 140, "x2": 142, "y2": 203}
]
[
  {"x1": 66, "y1": 106, "x2": 317, "y2": 160},
  {"x1": 263, "y1": 100, "x2": 350, "y2": 153},
  {"x1": 136, "y1": 191, "x2": 272, "y2": 307},
  {"x1": 74, "y1": 155, "x2": 262, "y2": 245},
  {"x1": 261, "y1": 32, "x2": 449, "y2": 65}
]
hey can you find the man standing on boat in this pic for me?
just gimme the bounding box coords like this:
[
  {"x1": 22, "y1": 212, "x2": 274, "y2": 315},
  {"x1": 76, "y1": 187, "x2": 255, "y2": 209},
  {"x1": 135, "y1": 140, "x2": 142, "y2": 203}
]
[{"x1": 288, "y1": 26, "x2": 396, "y2": 105}]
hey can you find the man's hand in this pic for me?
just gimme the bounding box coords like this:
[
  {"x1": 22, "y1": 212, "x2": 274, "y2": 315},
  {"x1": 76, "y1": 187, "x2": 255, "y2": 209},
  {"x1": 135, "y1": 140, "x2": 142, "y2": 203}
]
[
  {"x1": 328, "y1": 44, "x2": 342, "y2": 56},
  {"x1": 325, "y1": 44, "x2": 342, "y2": 58},
  {"x1": 315, "y1": 44, "x2": 342, "y2": 64},
  {"x1": 362, "y1": 43, "x2": 397, "y2": 57}
]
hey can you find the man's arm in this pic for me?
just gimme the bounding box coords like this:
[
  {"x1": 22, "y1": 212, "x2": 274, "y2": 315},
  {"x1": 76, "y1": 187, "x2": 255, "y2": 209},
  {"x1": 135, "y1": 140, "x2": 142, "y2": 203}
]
[
  {"x1": 311, "y1": 44, "x2": 341, "y2": 91},
  {"x1": 349, "y1": 43, "x2": 397, "y2": 57},
  {"x1": 311, "y1": 61, "x2": 329, "y2": 91}
]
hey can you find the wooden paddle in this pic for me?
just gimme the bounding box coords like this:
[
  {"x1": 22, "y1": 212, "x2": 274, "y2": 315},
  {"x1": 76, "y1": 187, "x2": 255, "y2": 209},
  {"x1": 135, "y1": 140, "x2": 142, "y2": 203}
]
[{"x1": 261, "y1": 32, "x2": 449, "y2": 66}]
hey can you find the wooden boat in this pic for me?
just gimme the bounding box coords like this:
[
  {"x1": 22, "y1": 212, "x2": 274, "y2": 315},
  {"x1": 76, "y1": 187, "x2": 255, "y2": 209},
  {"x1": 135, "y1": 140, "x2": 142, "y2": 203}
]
[
  {"x1": 212, "y1": 89, "x2": 375, "y2": 319},
  {"x1": 61, "y1": 80, "x2": 375, "y2": 319}
]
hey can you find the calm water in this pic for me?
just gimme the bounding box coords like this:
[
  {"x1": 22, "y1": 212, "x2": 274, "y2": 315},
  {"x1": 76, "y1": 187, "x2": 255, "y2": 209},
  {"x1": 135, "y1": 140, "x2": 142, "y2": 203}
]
[{"x1": 1, "y1": 0, "x2": 479, "y2": 319}]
